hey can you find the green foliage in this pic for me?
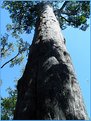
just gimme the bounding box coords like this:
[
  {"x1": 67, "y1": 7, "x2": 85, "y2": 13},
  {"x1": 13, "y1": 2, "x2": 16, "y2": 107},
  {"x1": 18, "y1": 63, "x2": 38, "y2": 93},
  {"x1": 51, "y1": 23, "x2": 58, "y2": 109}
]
[
  {"x1": 1, "y1": 33, "x2": 30, "y2": 68},
  {"x1": 17, "y1": 38, "x2": 30, "y2": 54},
  {"x1": 58, "y1": 1, "x2": 90, "y2": 30},
  {"x1": 1, "y1": 1, "x2": 39, "y2": 34},
  {"x1": 1, "y1": 33, "x2": 14, "y2": 58},
  {"x1": 9, "y1": 38, "x2": 30, "y2": 67},
  {"x1": 9, "y1": 54, "x2": 24, "y2": 67},
  {"x1": 1, "y1": 1, "x2": 90, "y2": 67},
  {"x1": 1, "y1": 1, "x2": 90, "y2": 33},
  {"x1": 1, "y1": 87, "x2": 17, "y2": 120}
]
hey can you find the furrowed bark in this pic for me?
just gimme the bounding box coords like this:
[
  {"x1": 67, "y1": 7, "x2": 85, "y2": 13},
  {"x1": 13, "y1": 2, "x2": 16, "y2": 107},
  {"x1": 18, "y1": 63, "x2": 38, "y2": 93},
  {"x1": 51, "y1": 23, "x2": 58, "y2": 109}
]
[{"x1": 14, "y1": 3, "x2": 88, "y2": 120}]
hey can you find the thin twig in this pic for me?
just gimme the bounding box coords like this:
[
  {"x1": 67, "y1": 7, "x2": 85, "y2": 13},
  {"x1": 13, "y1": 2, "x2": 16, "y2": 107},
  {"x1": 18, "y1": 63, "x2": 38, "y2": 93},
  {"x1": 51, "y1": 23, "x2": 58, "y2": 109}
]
[
  {"x1": 1, "y1": 53, "x2": 20, "y2": 69},
  {"x1": 60, "y1": 15, "x2": 70, "y2": 23}
]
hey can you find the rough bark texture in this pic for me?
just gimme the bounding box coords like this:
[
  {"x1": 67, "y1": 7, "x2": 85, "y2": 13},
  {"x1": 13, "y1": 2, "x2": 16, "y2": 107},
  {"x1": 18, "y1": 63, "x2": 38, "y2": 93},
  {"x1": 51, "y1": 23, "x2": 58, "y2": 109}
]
[{"x1": 14, "y1": 3, "x2": 88, "y2": 120}]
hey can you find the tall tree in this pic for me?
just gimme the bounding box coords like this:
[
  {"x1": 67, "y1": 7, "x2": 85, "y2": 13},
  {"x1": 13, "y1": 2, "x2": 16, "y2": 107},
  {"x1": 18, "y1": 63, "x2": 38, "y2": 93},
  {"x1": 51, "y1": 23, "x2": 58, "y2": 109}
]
[{"x1": 1, "y1": 1, "x2": 90, "y2": 120}]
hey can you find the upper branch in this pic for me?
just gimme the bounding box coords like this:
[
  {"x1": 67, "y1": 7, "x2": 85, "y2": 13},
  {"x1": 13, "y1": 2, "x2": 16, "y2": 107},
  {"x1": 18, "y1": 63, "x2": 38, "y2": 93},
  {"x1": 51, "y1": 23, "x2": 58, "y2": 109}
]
[
  {"x1": 54, "y1": 1, "x2": 69, "y2": 16},
  {"x1": 58, "y1": 1, "x2": 69, "y2": 13}
]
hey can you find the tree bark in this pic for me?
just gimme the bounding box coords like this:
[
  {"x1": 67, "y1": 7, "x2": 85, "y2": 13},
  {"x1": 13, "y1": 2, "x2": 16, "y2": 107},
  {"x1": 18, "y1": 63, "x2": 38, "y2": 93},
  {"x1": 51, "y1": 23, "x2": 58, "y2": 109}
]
[{"x1": 14, "y1": 3, "x2": 88, "y2": 120}]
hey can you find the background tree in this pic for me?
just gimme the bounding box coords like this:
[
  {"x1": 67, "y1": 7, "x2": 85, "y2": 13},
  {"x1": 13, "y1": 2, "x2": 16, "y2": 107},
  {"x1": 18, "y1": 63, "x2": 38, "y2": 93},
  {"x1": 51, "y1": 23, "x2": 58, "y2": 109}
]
[
  {"x1": 1, "y1": 87, "x2": 17, "y2": 120},
  {"x1": 1, "y1": 1, "x2": 90, "y2": 120}
]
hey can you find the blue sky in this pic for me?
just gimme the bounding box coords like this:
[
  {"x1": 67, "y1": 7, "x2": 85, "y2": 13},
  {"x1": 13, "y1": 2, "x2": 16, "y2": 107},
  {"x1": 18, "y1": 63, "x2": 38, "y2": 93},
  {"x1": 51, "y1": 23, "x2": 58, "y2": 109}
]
[{"x1": 0, "y1": 1, "x2": 90, "y2": 118}]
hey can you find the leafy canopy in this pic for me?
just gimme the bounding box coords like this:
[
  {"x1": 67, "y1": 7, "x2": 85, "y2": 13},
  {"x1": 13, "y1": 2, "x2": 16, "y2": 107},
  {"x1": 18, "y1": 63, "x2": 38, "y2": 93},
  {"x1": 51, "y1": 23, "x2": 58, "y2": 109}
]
[
  {"x1": 1, "y1": 87, "x2": 17, "y2": 120},
  {"x1": 2, "y1": 1, "x2": 90, "y2": 33},
  {"x1": 1, "y1": 33, "x2": 30, "y2": 68},
  {"x1": 1, "y1": 1, "x2": 90, "y2": 67}
]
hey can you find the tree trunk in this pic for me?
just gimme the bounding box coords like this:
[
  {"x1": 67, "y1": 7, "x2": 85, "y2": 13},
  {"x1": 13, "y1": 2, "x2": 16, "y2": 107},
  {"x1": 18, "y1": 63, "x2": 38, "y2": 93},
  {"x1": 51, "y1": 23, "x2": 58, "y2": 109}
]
[{"x1": 14, "y1": 3, "x2": 88, "y2": 120}]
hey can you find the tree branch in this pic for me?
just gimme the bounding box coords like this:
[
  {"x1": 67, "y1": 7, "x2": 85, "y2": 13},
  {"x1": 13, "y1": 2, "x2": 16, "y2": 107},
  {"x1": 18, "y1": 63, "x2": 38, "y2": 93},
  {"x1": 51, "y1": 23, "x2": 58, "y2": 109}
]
[
  {"x1": 60, "y1": 15, "x2": 71, "y2": 23},
  {"x1": 1, "y1": 53, "x2": 20, "y2": 69},
  {"x1": 59, "y1": 1, "x2": 69, "y2": 12},
  {"x1": 54, "y1": 1, "x2": 69, "y2": 15}
]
